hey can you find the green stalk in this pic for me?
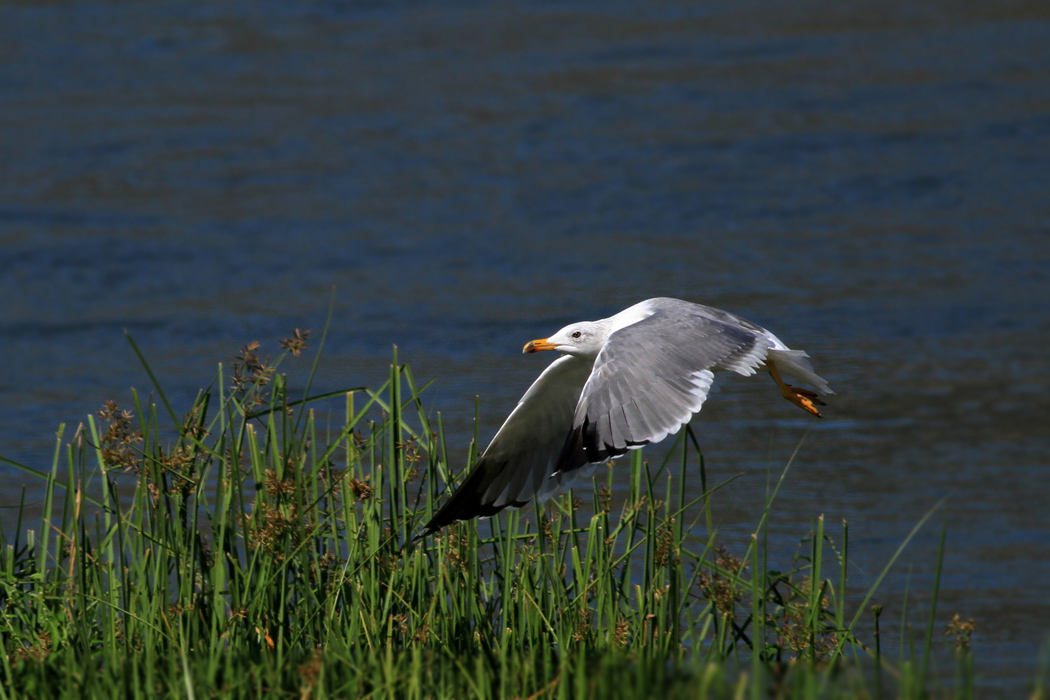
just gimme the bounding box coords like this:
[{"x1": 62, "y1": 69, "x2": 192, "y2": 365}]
[{"x1": 920, "y1": 517, "x2": 948, "y2": 689}]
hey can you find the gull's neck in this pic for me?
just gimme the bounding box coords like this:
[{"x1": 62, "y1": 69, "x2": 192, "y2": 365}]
[
  {"x1": 604, "y1": 301, "x2": 657, "y2": 334},
  {"x1": 571, "y1": 302, "x2": 657, "y2": 362}
]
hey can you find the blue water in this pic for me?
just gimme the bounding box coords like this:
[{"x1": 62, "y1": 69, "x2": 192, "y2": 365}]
[{"x1": 2, "y1": 0, "x2": 1049, "y2": 689}]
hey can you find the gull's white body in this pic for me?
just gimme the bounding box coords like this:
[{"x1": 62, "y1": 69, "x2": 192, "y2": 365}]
[{"x1": 423, "y1": 298, "x2": 832, "y2": 533}]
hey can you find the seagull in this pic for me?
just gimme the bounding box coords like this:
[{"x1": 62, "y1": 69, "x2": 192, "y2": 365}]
[{"x1": 422, "y1": 297, "x2": 832, "y2": 535}]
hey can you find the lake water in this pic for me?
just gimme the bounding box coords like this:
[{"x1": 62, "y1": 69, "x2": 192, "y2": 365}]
[{"x1": 2, "y1": 0, "x2": 1048, "y2": 690}]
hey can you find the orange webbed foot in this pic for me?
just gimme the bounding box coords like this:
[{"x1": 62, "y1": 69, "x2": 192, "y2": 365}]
[
  {"x1": 768, "y1": 361, "x2": 826, "y2": 418},
  {"x1": 783, "y1": 384, "x2": 825, "y2": 418}
]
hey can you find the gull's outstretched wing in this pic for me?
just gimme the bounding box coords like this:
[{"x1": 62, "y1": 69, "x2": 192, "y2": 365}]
[
  {"x1": 554, "y1": 302, "x2": 771, "y2": 475},
  {"x1": 422, "y1": 354, "x2": 592, "y2": 535}
]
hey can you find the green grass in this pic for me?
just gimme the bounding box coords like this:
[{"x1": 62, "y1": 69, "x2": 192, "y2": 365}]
[{"x1": 0, "y1": 327, "x2": 1039, "y2": 698}]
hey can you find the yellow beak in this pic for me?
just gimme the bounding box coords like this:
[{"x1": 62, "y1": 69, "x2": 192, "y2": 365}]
[{"x1": 523, "y1": 338, "x2": 558, "y2": 354}]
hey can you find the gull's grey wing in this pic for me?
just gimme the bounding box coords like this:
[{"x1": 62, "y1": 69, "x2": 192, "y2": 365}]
[
  {"x1": 422, "y1": 354, "x2": 593, "y2": 535},
  {"x1": 555, "y1": 304, "x2": 770, "y2": 474}
]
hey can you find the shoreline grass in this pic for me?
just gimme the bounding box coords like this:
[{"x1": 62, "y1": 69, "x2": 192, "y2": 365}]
[{"x1": 0, "y1": 329, "x2": 1041, "y2": 698}]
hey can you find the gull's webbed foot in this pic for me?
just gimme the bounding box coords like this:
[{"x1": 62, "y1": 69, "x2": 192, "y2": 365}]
[
  {"x1": 782, "y1": 384, "x2": 825, "y2": 418},
  {"x1": 768, "y1": 361, "x2": 826, "y2": 418}
]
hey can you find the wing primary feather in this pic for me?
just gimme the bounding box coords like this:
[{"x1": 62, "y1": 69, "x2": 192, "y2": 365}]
[
  {"x1": 622, "y1": 399, "x2": 655, "y2": 439},
  {"x1": 421, "y1": 457, "x2": 509, "y2": 536},
  {"x1": 608, "y1": 407, "x2": 630, "y2": 451}
]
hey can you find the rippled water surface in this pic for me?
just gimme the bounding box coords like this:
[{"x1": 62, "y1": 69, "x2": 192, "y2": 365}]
[{"x1": 2, "y1": 0, "x2": 1048, "y2": 689}]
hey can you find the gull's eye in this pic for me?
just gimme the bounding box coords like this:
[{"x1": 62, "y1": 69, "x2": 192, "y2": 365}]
[{"x1": 572, "y1": 331, "x2": 582, "y2": 339}]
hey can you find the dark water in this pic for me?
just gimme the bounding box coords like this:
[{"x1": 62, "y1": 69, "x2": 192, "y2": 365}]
[{"x1": 2, "y1": 0, "x2": 1049, "y2": 689}]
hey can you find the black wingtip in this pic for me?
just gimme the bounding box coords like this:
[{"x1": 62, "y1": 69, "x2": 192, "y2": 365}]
[
  {"x1": 554, "y1": 416, "x2": 636, "y2": 477},
  {"x1": 419, "y1": 496, "x2": 466, "y2": 538},
  {"x1": 418, "y1": 457, "x2": 526, "y2": 537},
  {"x1": 419, "y1": 507, "x2": 456, "y2": 539},
  {"x1": 413, "y1": 522, "x2": 440, "y2": 542},
  {"x1": 420, "y1": 492, "x2": 529, "y2": 538}
]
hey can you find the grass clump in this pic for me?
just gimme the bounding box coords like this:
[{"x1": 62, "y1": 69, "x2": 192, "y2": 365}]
[{"x1": 0, "y1": 326, "x2": 1034, "y2": 698}]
